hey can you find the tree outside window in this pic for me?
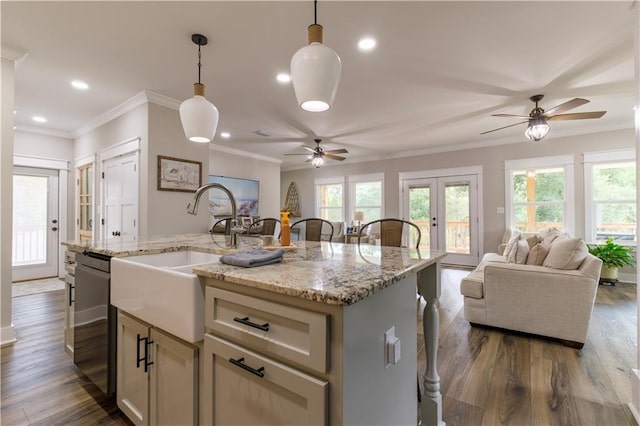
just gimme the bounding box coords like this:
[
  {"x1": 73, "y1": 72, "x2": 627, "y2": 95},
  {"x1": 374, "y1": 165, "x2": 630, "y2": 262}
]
[
  {"x1": 317, "y1": 183, "x2": 343, "y2": 221},
  {"x1": 353, "y1": 181, "x2": 382, "y2": 223},
  {"x1": 592, "y1": 161, "x2": 636, "y2": 242},
  {"x1": 512, "y1": 167, "x2": 565, "y2": 232}
]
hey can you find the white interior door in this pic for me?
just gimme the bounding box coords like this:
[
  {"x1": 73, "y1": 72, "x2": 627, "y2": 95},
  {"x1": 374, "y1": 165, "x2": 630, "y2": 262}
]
[
  {"x1": 403, "y1": 174, "x2": 479, "y2": 267},
  {"x1": 103, "y1": 153, "x2": 138, "y2": 240},
  {"x1": 12, "y1": 166, "x2": 59, "y2": 281}
]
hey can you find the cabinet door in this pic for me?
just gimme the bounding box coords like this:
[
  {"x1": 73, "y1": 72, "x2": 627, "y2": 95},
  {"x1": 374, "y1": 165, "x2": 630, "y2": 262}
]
[
  {"x1": 149, "y1": 328, "x2": 198, "y2": 426},
  {"x1": 117, "y1": 312, "x2": 150, "y2": 426},
  {"x1": 204, "y1": 335, "x2": 328, "y2": 426},
  {"x1": 64, "y1": 273, "x2": 75, "y2": 357}
]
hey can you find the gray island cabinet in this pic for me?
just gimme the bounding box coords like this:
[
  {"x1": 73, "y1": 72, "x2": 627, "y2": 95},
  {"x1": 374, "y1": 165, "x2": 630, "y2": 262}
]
[{"x1": 63, "y1": 234, "x2": 446, "y2": 426}]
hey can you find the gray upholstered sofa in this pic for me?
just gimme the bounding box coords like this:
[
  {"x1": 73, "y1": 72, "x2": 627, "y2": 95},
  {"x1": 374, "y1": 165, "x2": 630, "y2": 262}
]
[{"x1": 461, "y1": 228, "x2": 602, "y2": 348}]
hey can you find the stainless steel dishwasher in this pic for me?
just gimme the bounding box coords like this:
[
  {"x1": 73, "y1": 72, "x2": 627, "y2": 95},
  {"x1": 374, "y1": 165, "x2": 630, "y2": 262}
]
[{"x1": 74, "y1": 252, "x2": 116, "y2": 395}]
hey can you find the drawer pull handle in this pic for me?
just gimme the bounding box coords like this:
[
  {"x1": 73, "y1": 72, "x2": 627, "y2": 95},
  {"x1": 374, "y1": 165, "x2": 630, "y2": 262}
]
[
  {"x1": 233, "y1": 316, "x2": 269, "y2": 332},
  {"x1": 229, "y1": 357, "x2": 265, "y2": 378}
]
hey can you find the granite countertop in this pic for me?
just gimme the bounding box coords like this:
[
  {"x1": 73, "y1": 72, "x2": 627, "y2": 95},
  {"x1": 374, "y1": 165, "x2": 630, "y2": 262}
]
[{"x1": 63, "y1": 233, "x2": 446, "y2": 306}]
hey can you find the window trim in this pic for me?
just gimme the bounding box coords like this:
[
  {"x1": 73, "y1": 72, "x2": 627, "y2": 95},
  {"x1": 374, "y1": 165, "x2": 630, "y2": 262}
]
[
  {"x1": 583, "y1": 149, "x2": 636, "y2": 244},
  {"x1": 504, "y1": 155, "x2": 575, "y2": 235}
]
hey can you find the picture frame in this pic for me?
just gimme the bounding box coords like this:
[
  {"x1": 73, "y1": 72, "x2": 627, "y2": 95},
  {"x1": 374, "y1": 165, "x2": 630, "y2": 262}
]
[
  {"x1": 208, "y1": 175, "x2": 259, "y2": 217},
  {"x1": 241, "y1": 217, "x2": 253, "y2": 228},
  {"x1": 157, "y1": 155, "x2": 202, "y2": 192}
]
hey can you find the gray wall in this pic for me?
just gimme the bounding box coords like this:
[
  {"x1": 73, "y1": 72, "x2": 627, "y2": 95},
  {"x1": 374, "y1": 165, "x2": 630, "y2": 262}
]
[
  {"x1": 146, "y1": 103, "x2": 210, "y2": 235},
  {"x1": 209, "y1": 149, "x2": 282, "y2": 220},
  {"x1": 281, "y1": 128, "x2": 635, "y2": 255}
]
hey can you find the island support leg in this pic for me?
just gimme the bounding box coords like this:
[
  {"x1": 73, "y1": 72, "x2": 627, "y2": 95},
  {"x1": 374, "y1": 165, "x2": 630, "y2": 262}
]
[{"x1": 417, "y1": 262, "x2": 444, "y2": 426}]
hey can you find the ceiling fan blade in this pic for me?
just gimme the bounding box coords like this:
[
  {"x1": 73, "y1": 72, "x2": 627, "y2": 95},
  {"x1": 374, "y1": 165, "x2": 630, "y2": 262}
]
[
  {"x1": 302, "y1": 146, "x2": 316, "y2": 153},
  {"x1": 324, "y1": 148, "x2": 349, "y2": 154},
  {"x1": 285, "y1": 153, "x2": 313, "y2": 156},
  {"x1": 543, "y1": 98, "x2": 589, "y2": 117},
  {"x1": 324, "y1": 154, "x2": 346, "y2": 161},
  {"x1": 491, "y1": 113, "x2": 530, "y2": 119},
  {"x1": 480, "y1": 120, "x2": 529, "y2": 135},
  {"x1": 547, "y1": 111, "x2": 607, "y2": 121}
]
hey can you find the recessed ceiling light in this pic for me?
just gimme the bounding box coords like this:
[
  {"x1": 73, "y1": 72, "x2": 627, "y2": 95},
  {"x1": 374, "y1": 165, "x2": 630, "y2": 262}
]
[
  {"x1": 32, "y1": 116, "x2": 47, "y2": 123},
  {"x1": 276, "y1": 73, "x2": 291, "y2": 83},
  {"x1": 220, "y1": 132, "x2": 230, "y2": 138},
  {"x1": 358, "y1": 37, "x2": 377, "y2": 51},
  {"x1": 71, "y1": 80, "x2": 89, "y2": 90}
]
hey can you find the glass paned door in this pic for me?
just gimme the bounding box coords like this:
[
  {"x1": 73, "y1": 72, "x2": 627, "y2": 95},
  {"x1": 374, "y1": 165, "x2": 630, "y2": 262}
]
[
  {"x1": 404, "y1": 175, "x2": 479, "y2": 267},
  {"x1": 12, "y1": 166, "x2": 59, "y2": 281}
]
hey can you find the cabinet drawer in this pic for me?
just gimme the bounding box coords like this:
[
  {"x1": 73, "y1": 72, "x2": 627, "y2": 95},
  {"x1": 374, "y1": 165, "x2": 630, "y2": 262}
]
[
  {"x1": 205, "y1": 334, "x2": 327, "y2": 426},
  {"x1": 205, "y1": 287, "x2": 329, "y2": 373},
  {"x1": 65, "y1": 251, "x2": 76, "y2": 275}
]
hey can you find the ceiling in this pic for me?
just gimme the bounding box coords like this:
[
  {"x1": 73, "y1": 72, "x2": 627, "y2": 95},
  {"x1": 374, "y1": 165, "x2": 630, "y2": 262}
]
[{"x1": 3, "y1": 1, "x2": 637, "y2": 170}]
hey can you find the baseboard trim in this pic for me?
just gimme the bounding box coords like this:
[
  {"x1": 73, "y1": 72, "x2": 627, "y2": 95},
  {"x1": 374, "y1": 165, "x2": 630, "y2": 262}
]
[
  {"x1": 618, "y1": 272, "x2": 637, "y2": 284},
  {"x1": 1, "y1": 324, "x2": 17, "y2": 347}
]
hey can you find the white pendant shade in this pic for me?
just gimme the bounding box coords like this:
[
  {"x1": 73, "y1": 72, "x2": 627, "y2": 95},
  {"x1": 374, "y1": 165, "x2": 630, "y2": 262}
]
[
  {"x1": 291, "y1": 42, "x2": 341, "y2": 112},
  {"x1": 179, "y1": 94, "x2": 219, "y2": 143}
]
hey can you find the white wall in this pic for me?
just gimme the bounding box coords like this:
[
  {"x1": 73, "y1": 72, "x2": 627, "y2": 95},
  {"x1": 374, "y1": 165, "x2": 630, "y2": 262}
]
[
  {"x1": 209, "y1": 148, "x2": 281, "y2": 220},
  {"x1": 1, "y1": 57, "x2": 16, "y2": 345},
  {"x1": 281, "y1": 128, "x2": 635, "y2": 254}
]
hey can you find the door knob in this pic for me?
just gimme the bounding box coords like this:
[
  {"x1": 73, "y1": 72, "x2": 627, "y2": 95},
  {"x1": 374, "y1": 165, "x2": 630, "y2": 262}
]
[
  {"x1": 52, "y1": 227, "x2": 58, "y2": 231},
  {"x1": 52, "y1": 219, "x2": 58, "y2": 224}
]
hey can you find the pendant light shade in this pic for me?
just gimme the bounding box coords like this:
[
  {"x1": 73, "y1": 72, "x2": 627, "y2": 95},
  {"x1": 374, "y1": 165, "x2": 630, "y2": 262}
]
[
  {"x1": 180, "y1": 34, "x2": 219, "y2": 143},
  {"x1": 290, "y1": 2, "x2": 341, "y2": 112},
  {"x1": 524, "y1": 116, "x2": 550, "y2": 141}
]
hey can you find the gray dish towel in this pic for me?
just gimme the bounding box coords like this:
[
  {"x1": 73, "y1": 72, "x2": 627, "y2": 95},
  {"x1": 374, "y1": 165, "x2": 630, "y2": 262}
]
[{"x1": 219, "y1": 248, "x2": 285, "y2": 268}]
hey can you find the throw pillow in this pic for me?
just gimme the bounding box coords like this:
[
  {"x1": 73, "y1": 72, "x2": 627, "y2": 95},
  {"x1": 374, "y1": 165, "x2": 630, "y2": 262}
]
[
  {"x1": 503, "y1": 230, "x2": 521, "y2": 259},
  {"x1": 538, "y1": 227, "x2": 565, "y2": 246},
  {"x1": 525, "y1": 234, "x2": 541, "y2": 249},
  {"x1": 526, "y1": 243, "x2": 550, "y2": 266},
  {"x1": 506, "y1": 238, "x2": 529, "y2": 264},
  {"x1": 543, "y1": 237, "x2": 588, "y2": 270}
]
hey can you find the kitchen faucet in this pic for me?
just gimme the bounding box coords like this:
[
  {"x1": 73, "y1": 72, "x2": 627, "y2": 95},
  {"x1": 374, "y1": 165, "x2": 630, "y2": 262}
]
[{"x1": 187, "y1": 183, "x2": 240, "y2": 248}]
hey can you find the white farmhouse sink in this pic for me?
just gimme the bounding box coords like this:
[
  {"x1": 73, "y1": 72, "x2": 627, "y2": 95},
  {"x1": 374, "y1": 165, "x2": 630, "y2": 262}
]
[{"x1": 111, "y1": 250, "x2": 220, "y2": 343}]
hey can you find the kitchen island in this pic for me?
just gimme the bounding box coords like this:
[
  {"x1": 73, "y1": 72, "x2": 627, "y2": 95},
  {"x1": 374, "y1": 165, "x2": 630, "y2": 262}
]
[{"x1": 63, "y1": 234, "x2": 447, "y2": 425}]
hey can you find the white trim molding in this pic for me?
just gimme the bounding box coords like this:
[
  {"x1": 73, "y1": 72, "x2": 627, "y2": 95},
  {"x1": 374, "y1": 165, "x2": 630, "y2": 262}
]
[
  {"x1": 13, "y1": 155, "x2": 69, "y2": 171},
  {"x1": 0, "y1": 325, "x2": 17, "y2": 347}
]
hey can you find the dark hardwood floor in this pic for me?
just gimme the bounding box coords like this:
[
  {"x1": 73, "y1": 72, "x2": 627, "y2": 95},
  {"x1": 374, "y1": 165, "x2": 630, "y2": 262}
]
[
  {"x1": 1, "y1": 269, "x2": 637, "y2": 425},
  {"x1": 419, "y1": 269, "x2": 638, "y2": 426},
  {"x1": 1, "y1": 290, "x2": 131, "y2": 425}
]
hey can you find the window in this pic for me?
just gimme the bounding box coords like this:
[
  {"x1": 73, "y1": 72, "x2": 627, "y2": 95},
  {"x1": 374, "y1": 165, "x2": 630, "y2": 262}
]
[
  {"x1": 584, "y1": 149, "x2": 636, "y2": 243},
  {"x1": 315, "y1": 178, "x2": 344, "y2": 221},
  {"x1": 349, "y1": 173, "x2": 384, "y2": 225},
  {"x1": 505, "y1": 155, "x2": 575, "y2": 235},
  {"x1": 78, "y1": 163, "x2": 93, "y2": 241}
]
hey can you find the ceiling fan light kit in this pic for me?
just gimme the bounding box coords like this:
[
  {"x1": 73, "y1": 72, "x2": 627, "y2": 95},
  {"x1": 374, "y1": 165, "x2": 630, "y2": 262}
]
[
  {"x1": 525, "y1": 116, "x2": 550, "y2": 141},
  {"x1": 290, "y1": 0, "x2": 342, "y2": 112},
  {"x1": 179, "y1": 33, "x2": 220, "y2": 143},
  {"x1": 311, "y1": 154, "x2": 325, "y2": 168}
]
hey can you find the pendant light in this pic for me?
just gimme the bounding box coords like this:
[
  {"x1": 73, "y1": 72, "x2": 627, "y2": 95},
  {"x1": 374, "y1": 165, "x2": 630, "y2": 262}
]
[
  {"x1": 290, "y1": 0, "x2": 341, "y2": 112},
  {"x1": 179, "y1": 34, "x2": 219, "y2": 143}
]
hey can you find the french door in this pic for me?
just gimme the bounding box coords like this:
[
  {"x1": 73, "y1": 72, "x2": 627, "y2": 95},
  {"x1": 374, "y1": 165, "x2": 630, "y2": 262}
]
[
  {"x1": 402, "y1": 175, "x2": 479, "y2": 267},
  {"x1": 12, "y1": 166, "x2": 59, "y2": 281}
]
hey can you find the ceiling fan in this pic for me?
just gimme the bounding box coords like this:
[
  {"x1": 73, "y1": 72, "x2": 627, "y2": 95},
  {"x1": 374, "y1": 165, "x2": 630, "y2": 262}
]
[
  {"x1": 286, "y1": 139, "x2": 348, "y2": 168},
  {"x1": 481, "y1": 94, "x2": 607, "y2": 141}
]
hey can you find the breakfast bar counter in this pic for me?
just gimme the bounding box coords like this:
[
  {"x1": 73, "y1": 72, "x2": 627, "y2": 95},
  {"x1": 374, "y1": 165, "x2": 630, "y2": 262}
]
[{"x1": 63, "y1": 233, "x2": 447, "y2": 425}]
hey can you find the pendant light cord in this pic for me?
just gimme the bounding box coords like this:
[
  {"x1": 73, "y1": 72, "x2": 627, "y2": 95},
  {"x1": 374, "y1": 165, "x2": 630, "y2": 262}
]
[
  {"x1": 197, "y1": 44, "x2": 202, "y2": 85},
  {"x1": 314, "y1": 0, "x2": 317, "y2": 24}
]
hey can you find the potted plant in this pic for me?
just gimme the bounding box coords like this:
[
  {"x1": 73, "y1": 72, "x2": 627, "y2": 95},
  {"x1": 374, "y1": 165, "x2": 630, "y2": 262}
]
[{"x1": 587, "y1": 237, "x2": 636, "y2": 283}]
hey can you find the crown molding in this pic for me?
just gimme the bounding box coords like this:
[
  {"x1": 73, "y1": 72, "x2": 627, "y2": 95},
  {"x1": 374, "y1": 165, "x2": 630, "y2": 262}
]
[
  {"x1": 71, "y1": 90, "x2": 181, "y2": 138},
  {"x1": 15, "y1": 124, "x2": 73, "y2": 139},
  {"x1": 1, "y1": 45, "x2": 28, "y2": 63},
  {"x1": 209, "y1": 143, "x2": 282, "y2": 164}
]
